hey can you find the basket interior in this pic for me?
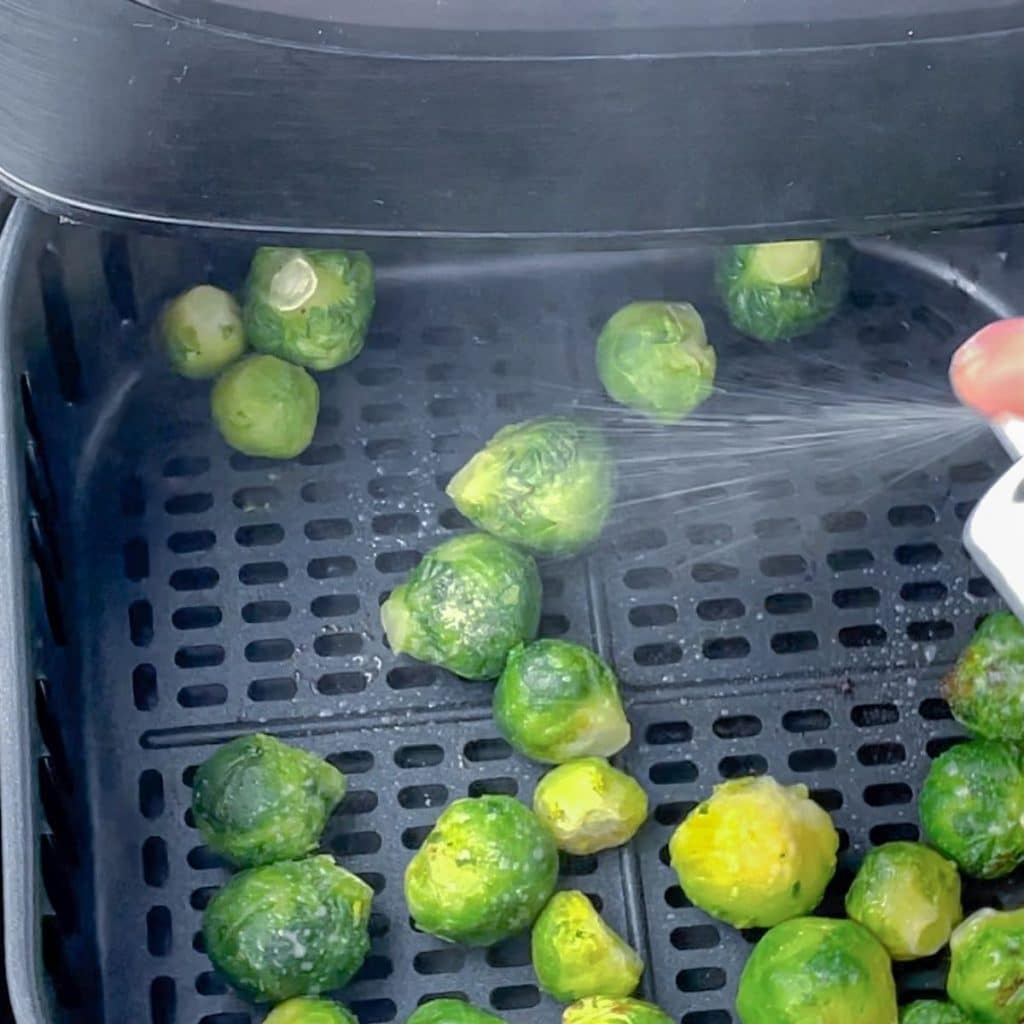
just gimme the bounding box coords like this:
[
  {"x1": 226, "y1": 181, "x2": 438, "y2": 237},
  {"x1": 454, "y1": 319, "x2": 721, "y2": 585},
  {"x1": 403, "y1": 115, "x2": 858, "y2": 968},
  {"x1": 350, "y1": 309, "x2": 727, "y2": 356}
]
[{"x1": 5, "y1": 209, "x2": 1016, "y2": 1024}]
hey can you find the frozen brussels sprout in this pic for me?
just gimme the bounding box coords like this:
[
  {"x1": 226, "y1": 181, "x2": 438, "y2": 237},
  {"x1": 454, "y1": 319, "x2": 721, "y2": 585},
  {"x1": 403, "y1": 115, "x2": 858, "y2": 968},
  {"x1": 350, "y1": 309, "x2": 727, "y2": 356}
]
[
  {"x1": 191, "y1": 733, "x2": 346, "y2": 868},
  {"x1": 244, "y1": 247, "x2": 374, "y2": 371},
  {"x1": 716, "y1": 239, "x2": 848, "y2": 342},
  {"x1": 405, "y1": 795, "x2": 558, "y2": 946},
  {"x1": 942, "y1": 612, "x2": 1024, "y2": 742},
  {"x1": 669, "y1": 775, "x2": 838, "y2": 929},
  {"x1": 947, "y1": 907, "x2": 1024, "y2": 1023},
  {"x1": 532, "y1": 890, "x2": 643, "y2": 1002},
  {"x1": 202, "y1": 855, "x2": 371, "y2": 1003},
  {"x1": 919, "y1": 738, "x2": 1024, "y2": 878},
  {"x1": 533, "y1": 758, "x2": 647, "y2": 854},
  {"x1": 446, "y1": 417, "x2": 615, "y2": 557},
  {"x1": 900, "y1": 1003, "x2": 971, "y2": 1024},
  {"x1": 736, "y1": 917, "x2": 898, "y2": 1024},
  {"x1": 596, "y1": 301, "x2": 717, "y2": 421},
  {"x1": 265, "y1": 999, "x2": 358, "y2": 1024},
  {"x1": 494, "y1": 640, "x2": 630, "y2": 764},
  {"x1": 380, "y1": 532, "x2": 541, "y2": 680},
  {"x1": 160, "y1": 284, "x2": 246, "y2": 378},
  {"x1": 845, "y1": 841, "x2": 962, "y2": 960},
  {"x1": 563, "y1": 997, "x2": 674, "y2": 1024},
  {"x1": 406, "y1": 1000, "x2": 505, "y2": 1024},
  {"x1": 211, "y1": 354, "x2": 319, "y2": 459}
]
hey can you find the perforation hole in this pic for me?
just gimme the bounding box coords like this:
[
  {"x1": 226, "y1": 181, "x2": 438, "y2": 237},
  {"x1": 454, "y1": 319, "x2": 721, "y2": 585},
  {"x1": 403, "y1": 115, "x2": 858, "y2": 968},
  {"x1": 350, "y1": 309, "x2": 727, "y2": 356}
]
[
  {"x1": 624, "y1": 567, "x2": 671, "y2": 590},
  {"x1": 399, "y1": 784, "x2": 448, "y2": 810},
  {"x1": 864, "y1": 782, "x2": 913, "y2": 806},
  {"x1": 812, "y1": 788, "x2": 843, "y2": 811},
  {"x1": 235, "y1": 523, "x2": 284, "y2": 547},
  {"x1": 765, "y1": 592, "x2": 812, "y2": 615},
  {"x1": 968, "y1": 577, "x2": 996, "y2": 598},
  {"x1": 376, "y1": 550, "x2": 421, "y2": 574},
  {"x1": 686, "y1": 523, "x2": 733, "y2": 546},
  {"x1": 195, "y1": 972, "x2": 228, "y2": 997},
  {"x1": 692, "y1": 562, "x2": 739, "y2": 583},
  {"x1": 328, "y1": 751, "x2": 374, "y2": 775},
  {"x1": 828, "y1": 548, "x2": 874, "y2": 572},
  {"x1": 889, "y1": 504, "x2": 937, "y2": 526},
  {"x1": 187, "y1": 845, "x2": 230, "y2": 871},
  {"x1": 305, "y1": 517, "x2": 353, "y2": 541},
  {"x1": 244, "y1": 638, "x2": 294, "y2": 663},
  {"x1": 858, "y1": 743, "x2": 906, "y2": 766},
  {"x1": 165, "y1": 492, "x2": 213, "y2": 516},
  {"x1": 772, "y1": 631, "x2": 819, "y2": 654},
  {"x1": 789, "y1": 748, "x2": 837, "y2": 772},
  {"x1": 233, "y1": 486, "x2": 280, "y2": 511},
  {"x1": 682, "y1": 1013, "x2": 731, "y2": 1024},
  {"x1": 927, "y1": 735, "x2": 964, "y2": 758},
  {"x1": 242, "y1": 600, "x2": 290, "y2": 624},
  {"x1": 490, "y1": 986, "x2": 539, "y2": 1011},
  {"x1": 919, "y1": 698, "x2": 952, "y2": 720},
  {"x1": 703, "y1": 637, "x2": 750, "y2": 659},
  {"x1": 168, "y1": 530, "x2": 216, "y2": 555},
  {"x1": 332, "y1": 831, "x2": 383, "y2": 857},
  {"x1": 309, "y1": 556, "x2": 356, "y2": 580},
  {"x1": 783, "y1": 709, "x2": 830, "y2": 733},
  {"x1": 833, "y1": 587, "x2": 880, "y2": 609},
  {"x1": 134, "y1": 664, "x2": 158, "y2": 711},
  {"x1": 172, "y1": 605, "x2": 222, "y2": 631},
  {"x1": 317, "y1": 672, "x2": 369, "y2": 695},
  {"x1": 299, "y1": 443, "x2": 343, "y2": 466},
  {"x1": 396, "y1": 744, "x2": 444, "y2": 768},
  {"x1": 170, "y1": 566, "x2": 219, "y2": 592},
  {"x1": 838, "y1": 625, "x2": 887, "y2": 648},
  {"x1": 713, "y1": 715, "x2": 761, "y2": 739},
  {"x1": 649, "y1": 760, "x2": 698, "y2": 785},
  {"x1": 760, "y1": 555, "x2": 808, "y2": 578},
  {"x1": 677, "y1": 967, "x2": 727, "y2": 992},
  {"x1": 634, "y1": 642, "x2": 682, "y2": 666},
  {"x1": 719, "y1": 754, "x2": 767, "y2": 778},
  {"x1": 908, "y1": 620, "x2": 954, "y2": 642},
  {"x1": 401, "y1": 825, "x2": 433, "y2": 850},
  {"x1": 469, "y1": 777, "x2": 518, "y2": 798},
  {"x1": 617, "y1": 526, "x2": 668, "y2": 552},
  {"x1": 248, "y1": 677, "x2": 297, "y2": 702},
  {"x1": 142, "y1": 837, "x2": 168, "y2": 887},
  {"x1": 302, "y1": 480, "x2": 346, "y2": 504},
  {"x1": 464, "y1": 738, "x2": 511, "y2": 762},
  {"x1": 646, "y1": 721, "x2": 693, "y2": 745},
  {"x1": 130, "y1": 600, "x2": 154, "y2": 647},
  {"x1": 177, "y1": 684, "x2": 227, "y2": 708},
  {"x1": 852, "y1": 703, "x2": 899, "y2": 726},
  {"x1": 175, "y1": 645, "x2": 224, "y2": 669},
  {"x1": 339, "y1": 790, "x2": 379, "y2": 816},
  {"x1": 314, "y1": 633, "x2": 363, "y2": 657},
  {"x1": 870, "y1": 822, "x2": 919, "y2": 843},
  {"x1": 629, "y1": 604, "x2": 678, "y2": 627},
  {"x1": 150, "y1": 977, "x2": 176, "y2": 1024},
  {"x1": 163, "y1": 456, "x2": 209, "y2": 479},
  {"x1": 124, "y1": 537, "x2": 150, "y2": 581},
  {"x1": 697, "y1": 598, "x2": 745, "y2": 621},
  {"x1": 414, "y1": 949, "x2": 466, "y2": 975},
  {"x1": 901, "y1": 580, "x2": 948, "y2": 603},
  {"x1": 139, "y1": 770, "x2": 165, "y2": 819},
  {"x1": 487, "y1": 934, "x2": 531, "y2": 968},
  {"x1": 671, "y1": 925, "x2": 720, "y2": 950},
  {"x1": 147, "y1": 906, "x2": 172, "y2": 956},
  {"x1": 240, "y1": 561, "x2": 288, "y2": 585},
  {"x1": 387, "y1": 665, "x2": 439, "y2": 690},
  {"x1": 895, "y1": 543, "x2": 942, "y2": 566},
  {"x1": 654, "y1": 800, "x2": 696, "y2": 826},
  {"x1": 822, "y1": 509, "x2": 867, "y2": 533}
]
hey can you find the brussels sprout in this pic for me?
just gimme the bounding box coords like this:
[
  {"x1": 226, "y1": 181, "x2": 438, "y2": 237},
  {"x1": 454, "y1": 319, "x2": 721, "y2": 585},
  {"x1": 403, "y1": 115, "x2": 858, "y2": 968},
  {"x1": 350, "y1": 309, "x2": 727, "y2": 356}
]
[
  {"x1": 669, "y1": 775, "x2": 837, "y2": 929},
  {"x1": 380, "y1": 533, "x2": 542, "y2": 680},
  {"x1": 735, "y1": 917, "x2": 898, "y2": 1024},
  {"x1": 900, "y1": 1003, "x2": 972, "y2": 1024},
  {"x1": 596, "y1": 301, "x2": 717, "y2": 421},
  {"x1": 202, "y1": 855, "x2": 371, "y2": 1003},
  {"x1": 532, "y1": 890, "x2": 643, "y2": 1002},
  {"x1": 844, "y1": 841, "x2": 962, "y2": 960},
  {"x1": 494, "y1": 641, "x2": 630, "y2": 764},
  {"x1": 947, "y1": 907, "x2": 1024, "y2": 1023},
  {"x1": 446, "y1": 417, "x2": 614, "y2": 557},
  {"x1": 265, "y1": 999, "x2": 358, "y2": 1024},
  {"x1": 716, "y1": 240, "x2": 848, "y2": 342},
  {"x1": 563, "y1": 996, "x2": 674, "y2": 1024},
  {"x1": 191, "y1": 733, "x2": 346, "y2": 868},
  {"x1": 160, "y1": 284, "x2": 246, "y2": 378},
  {"x1": 942, "y1": 612, "x2": 1024, "y2": 742},
  {"x1": 919, "y1": 738, "x2": 1024, "y2": 878},
  {"x1": 406, "y1": 999, "x2": 505, "y2": 1024},
  {"x1": 211, "y1": 354, "x2": 319, "y2": 459},
  {"x1": 533, "y1": 758, "x2": 648, "y2": 854},
  {"x1": 404, "y1": 795, "x2": 558, "y2": 947},
  {"x1": 244, "y1": 247, "x2": 374, "y2": 371}
]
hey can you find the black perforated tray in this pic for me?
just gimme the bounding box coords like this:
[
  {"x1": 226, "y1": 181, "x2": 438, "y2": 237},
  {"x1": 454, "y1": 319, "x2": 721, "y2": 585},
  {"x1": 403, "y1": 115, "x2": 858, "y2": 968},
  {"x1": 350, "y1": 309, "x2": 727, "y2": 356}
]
[{"x1": 0, "y1": 203, "x2": 1020, "y2": 1024}]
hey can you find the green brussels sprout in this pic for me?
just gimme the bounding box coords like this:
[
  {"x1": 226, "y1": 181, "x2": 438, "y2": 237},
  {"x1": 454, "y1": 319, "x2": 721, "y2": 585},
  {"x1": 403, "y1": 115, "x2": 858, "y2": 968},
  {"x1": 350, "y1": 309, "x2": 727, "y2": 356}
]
[
  {"x1": 736, "y1": 917, "x2": 898, "y2": 1024},
  {"x1": 900, "y1": 1002, "x2": 972, "y2": 1024},
  {"x1": 844, "y1": 841, "x2": 962, "y2": 960},
  {"x1": 532, "y1": 890, "x2": 643, "y2": 1002},
  {"x1": 563, "y1": 996, "x2": 674, "y2": 1024},
  {"x1": 405, "y1": 999, "x2": 505, "y2": 1024},
  {"x1": 265, "y1": 999, "x2": 358, "y2": 1024},
  {"x1": 159, "y1": 284, "x2": 246, "y2": 378},
  {"x1": 947, "y1": 907, "x2": 1024, "y2": 1023},
  {"x1": 243, "y1": 247, "x2": 374, "y2": 371},
  {"x1": 202, "y1": 855, "x2": 371, "y2": 1003},
  {"x1": 493, "y1": 641, "x2": 630, "y2": 764},
  {"x1": 404, "y1": 795, "x2": 558, "y2": 947},
  {"x1": 211, "y1": 354, "x2": 319, "y2": 459},
  {"x1": 533, "y1": 758, "x2": 648, "y2": 854},
  {"x1": 716, "y1": 239, "x2": 848, "y2": 342},
  {"x1": 942, "y1": 612, "x2": 1024, "y2": 742},
  {"x1": 446, "y1": 417, "x2": 614, "y2": 557},
  {"x1": 596, "y1": 301, "x2": 717, "y2": 421},
  {"x1": 191, "y1": 733, "x2": 346, "y2": 868},
  {"x1": 919, "y1": 738, "x2": 1024, "y2": 878},
  {"x1": 669, "y1": 775, "x2": 838, "y2": 929},
  {"x1": 380, "y1": 532, "x2": 542, "y2": 680}
]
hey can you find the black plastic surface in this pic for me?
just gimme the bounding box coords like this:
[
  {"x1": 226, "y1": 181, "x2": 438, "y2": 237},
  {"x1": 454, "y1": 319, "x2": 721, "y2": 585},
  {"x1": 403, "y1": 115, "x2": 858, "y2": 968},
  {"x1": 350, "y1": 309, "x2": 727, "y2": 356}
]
[
  {"x1": 0, "y1": 203, "x2": 1020, "y2": 1024},
  {"x1": 2, "y1": 3, "x2": 1024, "y2": 240}
]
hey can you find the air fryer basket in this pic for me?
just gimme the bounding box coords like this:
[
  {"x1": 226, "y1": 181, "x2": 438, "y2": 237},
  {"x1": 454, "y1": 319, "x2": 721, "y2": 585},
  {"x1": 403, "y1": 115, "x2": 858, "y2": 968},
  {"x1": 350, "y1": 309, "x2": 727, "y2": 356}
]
[{"x1": 0, "y1": 201, "x2": 1020, "y2": 1024}]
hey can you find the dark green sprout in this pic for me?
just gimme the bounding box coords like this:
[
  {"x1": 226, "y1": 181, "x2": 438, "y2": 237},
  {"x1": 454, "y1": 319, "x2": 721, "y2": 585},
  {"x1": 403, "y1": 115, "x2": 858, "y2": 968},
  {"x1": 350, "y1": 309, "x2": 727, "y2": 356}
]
[
  {"x1": 379, "y1": 532, "x2": 542, "y2": 681},
  {"x1": 404, "y1": 795, "x2": 558, "y2": 947},
  {"x1": 919, "y1": 739, "x2": 1024, "y2": 878},
  {"x1": 943, "y1": 612, "x2": 1024, "y2": 742},
  {"x1": 716, "y1": 240, "x2": 848, "y2": 342},
  {"x1": 265, "y1": 999, "x2": 359, "y2": 1024},
  {"x1": 202, "y1": 855, "x2": 372, "y2": 1003},
  {"x1": 191, "y1": 733, "x2": 346, "y2": 868},
  {"x1": 405, "y1": 999, "x2": 505, "y2": 1024},
  {"x1": 244, "y1": 247, "x2": 374, "y2": 371},
  {"x1": 947, "y1": 907, "x2": 1024, "y2": 1023}
]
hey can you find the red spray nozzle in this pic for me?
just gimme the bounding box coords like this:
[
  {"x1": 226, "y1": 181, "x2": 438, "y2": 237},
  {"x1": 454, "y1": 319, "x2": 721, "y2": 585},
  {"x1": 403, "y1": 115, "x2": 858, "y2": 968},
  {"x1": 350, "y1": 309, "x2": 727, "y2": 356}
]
[{"x1": 950, "y1": 317, "x2": 1024, "y2": 420}]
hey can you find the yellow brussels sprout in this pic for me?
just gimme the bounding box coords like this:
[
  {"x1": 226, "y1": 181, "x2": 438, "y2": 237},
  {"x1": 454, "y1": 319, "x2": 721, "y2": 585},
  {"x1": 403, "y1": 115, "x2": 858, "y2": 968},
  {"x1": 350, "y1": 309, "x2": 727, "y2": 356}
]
[
  {"x1": 669, "y1": 775, "x2": 838, "y2": 928},
  {"x1": 531, "y1": 891, "x2": 643, "y2": 1002},
  {"x1": 533, "y1": 758, "x2": 648, "y2": 855}
]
